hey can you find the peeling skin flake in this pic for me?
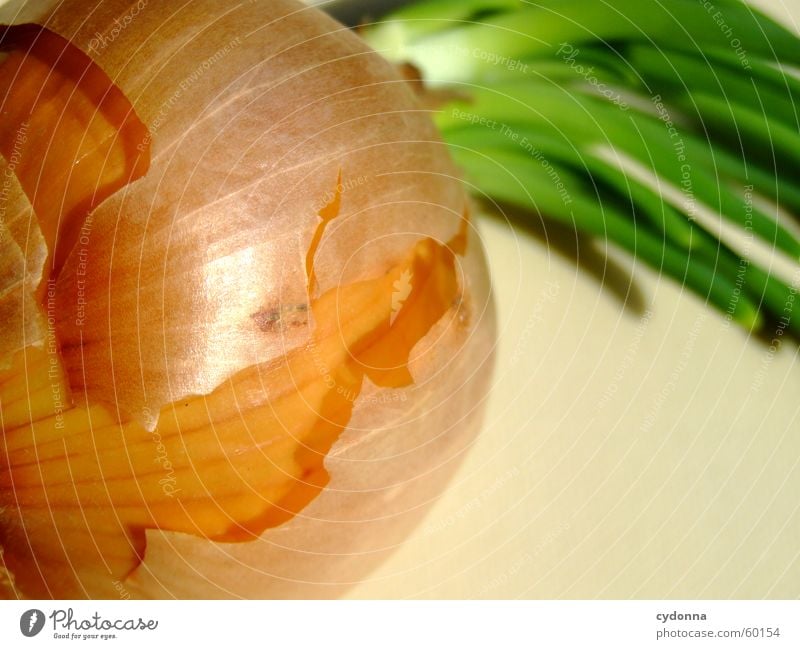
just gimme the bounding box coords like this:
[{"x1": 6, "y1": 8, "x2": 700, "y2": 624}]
[
  {"x1": 0, "y1": 0, "x2": 494, "y2": 599},
  {"x1": 0, "y1": 172, "x2": 469, "y2": 597},
  {"x1": 0, "y1": 25, "x2": 151, "y2": 275}
]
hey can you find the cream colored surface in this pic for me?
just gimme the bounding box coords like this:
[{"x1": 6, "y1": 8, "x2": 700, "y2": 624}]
[
  {"x1": 344, "y1": 0, "x2": 800, "y2": 599},
  {"x1": 349, "y1": 214, "x2": 800, "y2": 598}
]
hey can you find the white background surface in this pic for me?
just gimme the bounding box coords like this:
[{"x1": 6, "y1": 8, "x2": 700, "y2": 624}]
[
  {"x1": 2, "y1": 600, "x2": 799, "y2": 647},
  {"x1": 344, "y1": 0, "x2": 800, "y2": 598}
]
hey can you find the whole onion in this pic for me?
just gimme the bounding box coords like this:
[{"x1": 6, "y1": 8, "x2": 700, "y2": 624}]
[{"x1": 0, "y1": 0, "x2": 495, "y2": 598}]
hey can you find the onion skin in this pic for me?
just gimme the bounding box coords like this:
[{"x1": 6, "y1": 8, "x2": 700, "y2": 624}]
[{"x1": 0, "y1": 0, "x2": 495, "y2": 598}]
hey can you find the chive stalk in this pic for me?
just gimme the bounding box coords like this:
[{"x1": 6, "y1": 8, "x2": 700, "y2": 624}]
[{"x1": 362, "y1": 0, "x2": 800, "y2": 332}]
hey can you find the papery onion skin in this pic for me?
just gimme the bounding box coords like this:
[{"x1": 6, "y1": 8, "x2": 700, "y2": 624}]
[{"x1": 0, "y1": 0, "x2": 495, "y2": 599}]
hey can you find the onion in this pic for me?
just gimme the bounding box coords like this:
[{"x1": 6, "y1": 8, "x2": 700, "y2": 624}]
[{"x1": 0, "y1": 0, "x2": 495, "y2": 598}]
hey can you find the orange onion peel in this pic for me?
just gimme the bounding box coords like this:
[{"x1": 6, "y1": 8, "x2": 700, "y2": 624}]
[{"x1": 0, "y1": 0, "x2": 494, "y2": 599}]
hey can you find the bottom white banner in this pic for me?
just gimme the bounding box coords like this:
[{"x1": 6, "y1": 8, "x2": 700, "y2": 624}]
[{"x1": 0, "y1": 600, "x2": 797, "y2": 648}]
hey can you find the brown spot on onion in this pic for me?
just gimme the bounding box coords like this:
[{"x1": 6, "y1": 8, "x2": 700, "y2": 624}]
[{"x1": 0, "y1": 0, "x2": 495, "y2": 599}]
